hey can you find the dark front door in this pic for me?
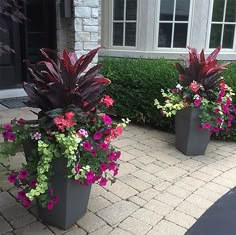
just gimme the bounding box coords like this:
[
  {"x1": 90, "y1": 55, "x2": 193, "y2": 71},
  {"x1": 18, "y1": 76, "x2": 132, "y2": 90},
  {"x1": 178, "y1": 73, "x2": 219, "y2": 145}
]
[
  {"x1": 0, "y1": 0, "x2": 56, "y2": 90},
  {"x1": 0, "y1": 17, "x2": 22, "y2": 89}
]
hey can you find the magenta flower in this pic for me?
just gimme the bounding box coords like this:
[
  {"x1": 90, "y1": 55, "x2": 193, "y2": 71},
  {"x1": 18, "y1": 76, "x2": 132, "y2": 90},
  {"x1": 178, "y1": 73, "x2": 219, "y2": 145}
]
[
  {"x1": 93, "y1": 131, "x2": 103, "y2": 140},
  {"x1": 104, "y1": 128, "x2": 112, "y2": 135},
  {"x1": 99, "y1": 142, "x2": 108, "y2": 150},
  {"x1": 215, "y1": 108, "x2": 220, "y2": 113},
  {"x1": 99, "y1": 177, "x2": 108, "y2": 187},
  {"x1": 198, "y1": 125, "x2": 203, "y2": 130},
  {"x1": 194, "y1": 99, "x2": 201, "y2": 107},
  {"x1": 91, "y1": 149, "x2": 97, "y2": 157},
  {"x1": 29, "y1": 179, "x2": 37, "y2": 188},
  {"x1": 17, "y1": 190, "x2": 26, "y2": 200},
  {"x1": 49, "y1": 188, "x2": 54, "y2": 196},
  {"x1": 17, "y1": 118, "x2": 25, "y2": 125},
  {"x1": 216, "y1": 117, "x2": 223, "y2": 124},
  {"x1": 102, "y1": 114, "x2": 112, "y2": 125},
  {"x1": 113, "y1": 168, "x2": 119, "y2": 176},
  {"x1": 108, "y1": 151, "x2": 115, "y2": 161},
  {"x1": 19, "y1": 169, "x2": 29, "y2": 180},
  {"x1": 3, "y1": 124, "x2": 12, "y2": 131},
  {"x1": 47, "y1": 200, "x2": 55, "y2": 210},
  {"x1": 7, "y1": 132, "x2": 16, "y2": 141},
  {"x1": 115, "y1": 151, "x2": 121, "y2": 160},
  {"x1": 204, "y1": 123, "x2": 211, "y2": 130},
  {"x1": 2, "y1": 130, "x2": 9, "y2": 139},
  {"x1": 100, "y1": 163, "x2": 107, "y2": 172},
  {"x1": 23, "y1": 197, "x2": 32, "y2": 208},
  {"x1": 108, "y1": 162, "x2": 116, "y2": 171},
  {"x1": 83, "y1": 141, "x2": 92, "y2": 151},
  {"x1": 85, "y1": 171, "x2": 95, "y2": 183},
  {"x1": 8, "y1": 173, "x2": 17, "y2": 183}
]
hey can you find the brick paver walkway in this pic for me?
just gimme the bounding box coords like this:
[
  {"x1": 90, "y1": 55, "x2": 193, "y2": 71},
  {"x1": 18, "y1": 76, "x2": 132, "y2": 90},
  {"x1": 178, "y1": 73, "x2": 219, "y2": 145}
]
[{"x1": 0, "y1": 107, "x2": 236, "y2": 235}]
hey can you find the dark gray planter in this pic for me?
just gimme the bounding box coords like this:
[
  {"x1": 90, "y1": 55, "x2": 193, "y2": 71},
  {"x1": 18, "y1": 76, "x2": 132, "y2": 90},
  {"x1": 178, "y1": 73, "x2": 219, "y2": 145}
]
[
  {"x1": 37, "y1": 157, "x2": 91, "y2": 230},
  {"x1": 175, "y1": 107, "x2": 211, "y2": 156},
  {"x1": 23, "y1": 142, "x2": 91, "y2": 230}
]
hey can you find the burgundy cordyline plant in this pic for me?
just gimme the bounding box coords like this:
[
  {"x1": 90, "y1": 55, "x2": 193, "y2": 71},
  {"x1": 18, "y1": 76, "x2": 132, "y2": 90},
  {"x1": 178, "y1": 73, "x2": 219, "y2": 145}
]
[
  {"x1": 154, "y1": 46, "x2": 236, "y2": 134},
  {"x1": 0, "y1": 47, "x2": 129, "y2": 210}
]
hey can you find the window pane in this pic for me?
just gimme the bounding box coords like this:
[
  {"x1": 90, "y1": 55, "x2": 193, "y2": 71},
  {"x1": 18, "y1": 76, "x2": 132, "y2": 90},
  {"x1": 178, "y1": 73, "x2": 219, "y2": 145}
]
[
  {"x1": 223, "y1": 24, "x2": 235, "y2": 48},
  {"x1": 175, "y1": 0, "x2": 190, "y2": 21},
  {"x1": 160, "y1": 0, "x2": 174, "y2": 21},
  {"x1": 113, "y1": 23, "x2": 123, "y2": 46},
  {"x1": 158, "y1": 23, "x2": 172, "y2": 47},
  {"x1": 212, "y1": 0, "x2": 225, "y2": 22},
  {"x1": 113, "y1": 0, "x2": 124, "y2": 20},
  {"x1": 126, "y1": 0, "x2": 137, "y2": 20},
  {"x1": 210, "y1": 24, "x2": 222, "y2": 48},
  {"x1": 225, "y1": 0, "x2": 236, "y2": 22},
  {"x1": 125, "y1": 23, "x2": 136, "y2": 46},
  {"x1": 173, "y1": 23, "x2": 188, "y2": 47}
]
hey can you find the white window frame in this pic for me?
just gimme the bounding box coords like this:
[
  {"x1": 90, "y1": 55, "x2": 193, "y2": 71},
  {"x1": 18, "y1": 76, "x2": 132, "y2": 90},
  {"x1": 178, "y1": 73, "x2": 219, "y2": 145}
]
[
  {"x1": 206, "y1": 0, "x2": 236, "y2": 52},
  {"x1": 100, "y1": 0, "x2": 236, "y2": 60},
  {"x1": 109, "y1": 0, "x2": 139, "y2": 50},
  {"x1": 155, "y1": 0, "x2": 193, "y2": 51}
]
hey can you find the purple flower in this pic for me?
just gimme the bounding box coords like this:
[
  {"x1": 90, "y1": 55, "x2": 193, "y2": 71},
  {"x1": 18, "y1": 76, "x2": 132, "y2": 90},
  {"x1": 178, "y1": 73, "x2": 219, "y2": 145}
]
[
  {"x1": 83, "y1": 141, "x2": 92, "y2": 151},
  {"x1": 23, "y1": 197, "x2": 32, "y2": 208},
  {"x1": 3, "y1": 124, "x2": 12, "y2": 131},
  {"x1": 17, "y1": 190, "x2": 26, "y2": 200},
  {"x1": 102, "y1": 115, "x2": 112, "y2": 125},
  {"x1": 8, "y1": 173, "x2": 17, "y2": 183},
  {"x1": 99, "y1": 142, "x2": 109, "y2": 150},
  {"x1": 7, "y1": 132, "x2": 16, "y2": 141},
  {"x1": 19, "y1": 169, "x2": 29, "y2": 180},
  {"x1": 93, "y1": 131, "x2": 103, "y2": 140}
]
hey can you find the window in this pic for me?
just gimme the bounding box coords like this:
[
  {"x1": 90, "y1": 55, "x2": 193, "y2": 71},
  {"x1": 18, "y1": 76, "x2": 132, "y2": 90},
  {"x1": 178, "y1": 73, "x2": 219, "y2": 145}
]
[
  {"x1": 157, "y1": 0, "x2": 191, "y2": 48},
  {"x1": 112, "y1": 0, "x2": 137, "y2": 47},
  {"x1": 209, "y1": 0, "x2": 236, "y2": 49}
]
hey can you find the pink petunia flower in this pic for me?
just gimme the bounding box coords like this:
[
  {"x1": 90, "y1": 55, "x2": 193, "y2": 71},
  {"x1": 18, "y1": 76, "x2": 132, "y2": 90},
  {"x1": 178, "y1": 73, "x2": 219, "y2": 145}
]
[
  {"x1": 194, "y1": 99, "x2": 201, "y2": 107},
  {"x1": 65, "y1": 112, "x2": 74, "y2": 120},
  {"x1": 102, "y1": 114, "x2": 112, "y2": 125},
  {"x1": 53, "y1": 195, "x2": 60, "y2": 204},
  {"x1": 17, "y1": 118, "x2": 25, "y2": 125},
  {"x1": 198, "y1": 125, "x2": 203, "y2": 130},
  {"x1": 32, "y1": 132, "x2": 41, "y2": 140},
  {"x1": 7, "y1": 132, "x2": 16, "y2": 141},
  {"x1": 17, "y1": 190, "x2": 26, "y2": 200},
  {"x1": 99, "y1": 177, "x2": 108, "y2": 187},
  {"x1": 23, "y1": 197, "x2": 32, "y2": 208},
  {"x1": 83, "y1": 141, "x2": 92, "y2": 151},
  {"x1": 77, "y1": 129, "x2": 88, "y2": 138},
  {"x1": 49, "y1": 188, "x2": 54, "y2": 196},
  {"x1": 115, "y1": 151, "x2": 121, "y2": 160},
  {"x1": 85, "y1": 171, "x2": 95, "y2": 183},
  {"x1": 204, "y1": 123, "x2": 211, "y2": 130},
  {"x1": 91, "y1": 149, "x2": 97, "y2": 157},
  {"x1": 113, "y1": 168, "x2": 119, "y2": 176},
  {"x1": 8, "y1": 173, "x2": 17, "y2": 183},
  {"x1": 216, "y1": 117, "x2": 223, "y2": 124},
  {"x1": 29, "y1": 179, "x2": 37, "y2": 188},
  {"x1": 19, "y1": 169, "x2": 29, "y2": 180},
  {"x1": 100, "y1": 163, "x2": 107, "y2": 172},
  {"x1": 3, "y1": 124, "x2": 12, "y2": 131},
  {"x1": 108, "y1": 162, "x2": 116, "y2": 171},
  {"x1": 47, "y1": 200, "x2": 55, "y2": 210},
  {"x1": 108, "y1": 151, "x2": 115, "y2": 161},
  {"x1": 93, "y1": 131, "x2": 103, "y2": 140},
  {"x1": 99, "y1": 142, "x2": 109, "y2": 150}
]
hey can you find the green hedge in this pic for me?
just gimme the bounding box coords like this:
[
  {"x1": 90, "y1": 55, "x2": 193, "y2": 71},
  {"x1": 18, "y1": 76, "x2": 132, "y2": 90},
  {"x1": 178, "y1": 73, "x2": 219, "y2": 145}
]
[{"x1": 101, "y1": 57, "x2": 236, "y2": 140}]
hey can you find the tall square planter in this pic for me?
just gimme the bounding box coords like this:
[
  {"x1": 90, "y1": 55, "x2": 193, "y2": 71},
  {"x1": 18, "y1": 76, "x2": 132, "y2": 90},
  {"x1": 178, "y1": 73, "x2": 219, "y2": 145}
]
[
  {"x1": 24, "y1": 143, "x2": 91, "y2": 230},
  {"x1": 175, "y1": 107, "x2": 211, "y2": 156}
]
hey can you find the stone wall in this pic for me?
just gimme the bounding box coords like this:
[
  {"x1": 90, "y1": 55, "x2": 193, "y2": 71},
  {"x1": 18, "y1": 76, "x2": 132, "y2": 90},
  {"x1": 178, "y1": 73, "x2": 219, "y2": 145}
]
[{"x1": 73, "y1": 0, "x2": 101, "y2": 62}]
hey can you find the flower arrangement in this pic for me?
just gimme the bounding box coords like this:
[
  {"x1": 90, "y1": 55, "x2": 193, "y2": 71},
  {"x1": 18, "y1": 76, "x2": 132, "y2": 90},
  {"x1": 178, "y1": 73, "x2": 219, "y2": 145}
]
[
  {"x1": 0, "y1": 47, "x2": 129, "y2": 210},
  {"x1": 154, "y1": 46, "x2": 236, "y2": 134}
]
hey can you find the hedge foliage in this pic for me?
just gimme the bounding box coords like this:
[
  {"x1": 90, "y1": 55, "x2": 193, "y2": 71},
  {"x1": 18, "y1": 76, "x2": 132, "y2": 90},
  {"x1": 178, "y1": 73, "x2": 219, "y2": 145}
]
[{"x1": 101, "y1": 57, "x2": 236, "y2": 140}]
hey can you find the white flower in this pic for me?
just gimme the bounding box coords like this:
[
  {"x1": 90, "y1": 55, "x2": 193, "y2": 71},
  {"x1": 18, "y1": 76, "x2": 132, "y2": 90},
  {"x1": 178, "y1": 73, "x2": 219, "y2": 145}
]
[
  {"x1": 32, "y1": 132, "x2": 41, "y2": 140},
  {"x1": 176, "y1": 84, "x2": 183, "y2": 90},
  {"x1": 193, "y1": 94, "x2": 200, "y2": 100}
]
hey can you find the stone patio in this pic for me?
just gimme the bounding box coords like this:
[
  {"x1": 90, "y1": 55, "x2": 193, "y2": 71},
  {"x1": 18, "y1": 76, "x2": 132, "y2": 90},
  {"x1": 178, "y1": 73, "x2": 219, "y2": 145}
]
[{"x1": 0, "y1": 107, "x2": 236, "y2": 235}]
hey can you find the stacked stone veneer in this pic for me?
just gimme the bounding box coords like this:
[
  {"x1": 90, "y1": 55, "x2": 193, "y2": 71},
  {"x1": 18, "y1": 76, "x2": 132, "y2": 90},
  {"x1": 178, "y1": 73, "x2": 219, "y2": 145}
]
[{"x1": 74, "y1": 0, "x2": 101, "y2": 63}]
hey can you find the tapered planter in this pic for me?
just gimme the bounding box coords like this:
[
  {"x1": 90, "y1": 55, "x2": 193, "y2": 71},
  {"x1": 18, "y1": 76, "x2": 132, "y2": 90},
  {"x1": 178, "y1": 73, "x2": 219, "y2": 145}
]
[
  {"x1": 24, "y1": 143, "x2": 91, "y2": 230},
  {"x1": 175, "y1": 107, "x2": 211, "y2": 156}
]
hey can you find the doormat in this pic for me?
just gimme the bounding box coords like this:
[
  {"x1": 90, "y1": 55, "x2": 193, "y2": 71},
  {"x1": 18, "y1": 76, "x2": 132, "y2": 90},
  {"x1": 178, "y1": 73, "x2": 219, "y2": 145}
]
[
  {"x1": 0, "y1": 97, "x2": 29, "y2": 109},
  {"x1": 185, "y1": 186, "x2": 236, "y2": 235}
]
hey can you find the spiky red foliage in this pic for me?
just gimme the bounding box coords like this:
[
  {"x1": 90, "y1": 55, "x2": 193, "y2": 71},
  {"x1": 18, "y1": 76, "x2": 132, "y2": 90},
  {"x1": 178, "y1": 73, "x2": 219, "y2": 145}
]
[
  {"x1": 24, "y1": 47, "x2": 111, "y2": 112},
  {"x1": 175, "y1": 46, "x2": 230, "y2": 90}
]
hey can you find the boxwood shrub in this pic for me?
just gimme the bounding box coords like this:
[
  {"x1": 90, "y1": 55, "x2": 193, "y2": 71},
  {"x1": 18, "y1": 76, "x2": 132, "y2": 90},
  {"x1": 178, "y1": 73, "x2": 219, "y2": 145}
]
[{"x1": 101, "y1": 57, "x2": 236, "y2": 140}]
